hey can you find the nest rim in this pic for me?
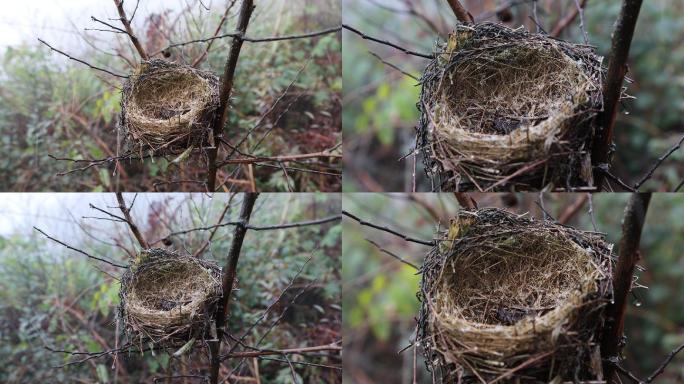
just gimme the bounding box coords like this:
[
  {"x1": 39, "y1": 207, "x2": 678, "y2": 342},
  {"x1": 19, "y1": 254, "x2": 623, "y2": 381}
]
[
  {"x1": 121, "y1": 59, "x2": 220, "y2": 153},
  {"x1": 417, "y1": 22, "x2": 605, "y2": 191},
  {"x1": 119, "y1": 248, "x2": 222, "y2": 346},
  {"x1": 418, "y1": 208, "x2": 613, "y2": 382}
]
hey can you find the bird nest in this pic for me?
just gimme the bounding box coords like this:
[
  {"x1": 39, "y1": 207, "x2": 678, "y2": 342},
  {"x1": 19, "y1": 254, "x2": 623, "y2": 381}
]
[
  {"x1": 417, "y1": 23, "x2": 605, "y2": 191},
  {"x1": 121, "y1": 59, "x2": 220, "y2": 153},
  {"x1": 119, "y1": 249, "x2": 222, "y2": 347},
  {"x1": 418, "y1": 208, "x2": 613, "y2": 383}
]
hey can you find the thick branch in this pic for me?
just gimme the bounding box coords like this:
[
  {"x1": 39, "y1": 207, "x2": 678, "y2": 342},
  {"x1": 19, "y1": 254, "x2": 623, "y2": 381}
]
[
  {"x1": 446, "y1": 0, "x2": 474, "y2": 23},
  {"x1": 115, "y1": 192, "x2": 149, "y2": 249},
  {"x1": 601, "y1": 192, "x2": 651, "y2": 382},
  {"x1": 113, "y1": 0, "x2": 149, "y2": 60},
  {"x1": 592, "y1": 0, "x2": 643, "y2": 187},
  {"x1": 210, "y1": 192, "x2": 259, "y2": 384},
  {"x1": 207, "y1": 0, "x2": 255, "y2": 191},
  {"x1": 454, "y1": 193, "x2": 477, "y2": 210}
]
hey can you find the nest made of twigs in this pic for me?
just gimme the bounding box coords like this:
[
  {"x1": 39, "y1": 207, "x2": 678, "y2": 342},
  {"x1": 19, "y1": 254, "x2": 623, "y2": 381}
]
[
  {"x1": 119, "y1": 248, "x2": 222, "y2": 347},
  {"x1": 121, "y1": 59, "x2": 220, "y2": 152},
  {"x1": 417, "y1": 23, "x2": 605, "y2": 191},
  {"x1": 418, "y1": 208, "x2": 613, "y2": 383}
]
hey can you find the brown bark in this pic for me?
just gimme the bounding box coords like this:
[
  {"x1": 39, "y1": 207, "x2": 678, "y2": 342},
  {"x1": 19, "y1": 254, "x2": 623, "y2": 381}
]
[
  {"x1": 210, "y1": 193, "x2": 259, "y2": 384},
  {"x1": 601, "y1": 192, "x2": 651, "y2": 382},
  {"x1": 446, "y1": 0, "x2": 474, "y2": 23},
  {"x1": 592, "y1": 0, "x2": 643, "y2": 188},
  {"x1": 207, "y1": 0, "x2": 255, "y2": 191}
]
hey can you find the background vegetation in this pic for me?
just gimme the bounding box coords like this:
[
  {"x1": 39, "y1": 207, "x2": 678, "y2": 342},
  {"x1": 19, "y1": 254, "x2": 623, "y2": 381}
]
[
  {"x1": 343, "y1": 193, "x2": 684, "y2": 383},
  {"x1": 343, "y1": 0, "x2": 684, "y2": 192},
  {"x1": 0, "y1": 0, "x2": 341, "y2": 192},
  {"x1": 0, "y1": 193, "x2": 341, "y2": 383}
]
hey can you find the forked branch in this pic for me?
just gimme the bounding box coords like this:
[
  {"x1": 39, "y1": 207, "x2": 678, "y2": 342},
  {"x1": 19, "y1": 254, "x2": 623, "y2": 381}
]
[
  {"x1": 113, "y1": 0, "x2": 149, "y2": 60},
  {"x1": 115, "y1": 192, "x2": 149, "y2": 249}
]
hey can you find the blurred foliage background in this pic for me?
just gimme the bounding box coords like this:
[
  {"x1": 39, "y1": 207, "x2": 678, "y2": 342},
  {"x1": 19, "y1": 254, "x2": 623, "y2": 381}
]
[
  {"x1": 0, "y1": 0, "x2": 341, "y2": 192},
  {"x1": 343, "y1": 192, "x2": 684, "y2": 383},
  {"x1": 0, "y1": 193, "x2": 341, "y2": 383},
  {"x1": 342, "y1": 0, "x2": 684, "y2": 192}
]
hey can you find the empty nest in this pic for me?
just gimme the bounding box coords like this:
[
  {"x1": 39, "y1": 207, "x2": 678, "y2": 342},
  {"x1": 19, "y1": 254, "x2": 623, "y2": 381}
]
[
  {"x1": 418, "y1": 208, "x2": 613, "y2": 383},
  {"x1": 121, "y1": 59, "x2": 220, "y2": 152},
  {"x1": 119, "y1": 248, "x2": 222, "y2": 347},
  {"x1": 417, "y1": 23, "x2": 605, "y2": 191}
]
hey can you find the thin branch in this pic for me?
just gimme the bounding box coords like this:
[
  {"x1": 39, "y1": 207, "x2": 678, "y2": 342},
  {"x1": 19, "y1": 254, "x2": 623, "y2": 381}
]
[
  {"x1": 167, "y1": 26, "x2": 341, "y2": 50},
  {"x1": 192, "y1": 0, "x2": 237, "y2": 67},
  {"x1": 216, "y1": 152, "x2": 341, "y2": 167},
  {"x1": 365, "y1": 238, "x2": 419, "y2": 270},
  {"x1": 550, "y1": 0, "x2": 588, "y2": 38},
  {"x1": 207, "y1": 0, "x2": 255, "y2": 192},
  {"x1": 222, "y1": 342, "x2": 341, "y2": 358},
  {"x1": 158, "y1": 215, "x2": 341, "y2": 243},
  {"x1": 368, "y1": 51, "x2": 418, "y2": 80},
  {"x1": 342, "y1": 211, "x2": 435, "y2": 246},
  {"x1": 634, "y1": 134, "x2": 684, "y2": 190},
  {"x1": 557, "y1": 194, "x2": 588, "y2": 224},
  {"x1": 248, "y1": 215, "x2": 341, "y2": 231},
  {"x1": 113, "y1": 0, "x2": 149, "y2": 60},
  {"x1": 34, "y1": 227, "x2": 126, "y2": 268},
  {"x1": 601, "y1": 192, "x2": 651, "y2": 382},
  {"x1": 342, "y1": 24, "x2": 434, "y2": 59},
  {"x1": 592, "y1": 0, "x2": 643, "y2": 188},
  {"x1": 211, "y1": 192, "x2": 259, "y2": 384},
  {"x1": 193, "y1": 194, "x2": 237, "y2": 258},
  {"x1": 38, "y1": 39, "x2": 128, "y2": 78},
  {"x1": 645, "y1": 342, "x2": 684, "y2": 383},
  {"x1": 115, "y1": 192, "x2": 149, "y2": 249}
]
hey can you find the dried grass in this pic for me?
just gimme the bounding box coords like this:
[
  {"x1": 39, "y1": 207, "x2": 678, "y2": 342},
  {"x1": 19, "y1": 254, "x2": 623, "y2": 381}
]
[
  {"x1": 121, "y1": 59, "x2": 220, "y2": 152},
  {"x1": 417, "y1": 23, "x2": 604, "y2": 191},
  {"x1": 418, "y1": 208, "x2": 613, "y2": 382},
  {"x1": 119, "y1": 248, "x2": 222, "y2": 347}
]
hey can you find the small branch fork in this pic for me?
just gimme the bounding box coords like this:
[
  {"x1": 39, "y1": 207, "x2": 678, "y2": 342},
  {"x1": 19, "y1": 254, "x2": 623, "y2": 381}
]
[
  {"x1": 115, "y1": 192, "x2": 149, "y2": 249},
  {"x1": 113, "y1": 0, "x2": 149, "y2": 60},
  {"x1": 612, "y1": 341, "x2": 684, "y2": 384}
]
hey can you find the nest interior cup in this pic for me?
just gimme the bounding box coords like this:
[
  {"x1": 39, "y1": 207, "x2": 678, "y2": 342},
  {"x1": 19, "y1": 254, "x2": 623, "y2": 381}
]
[
  {"x1": 119, "y1": 249, "x2": 222, "y2": 346},
  {"x1": 121, "y1": 59, "x2": 220, "y2": 151},
  {"x1": 418, "y1": 208, "x2": 613, "y2": 382},
  {"x1": 417, "y1": 23, "x2": 604, "y2": 191}
]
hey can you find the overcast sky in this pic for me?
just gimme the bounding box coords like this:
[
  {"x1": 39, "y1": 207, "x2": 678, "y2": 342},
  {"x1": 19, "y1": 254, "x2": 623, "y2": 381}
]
[
  {"x1": 0, "y1": 0, "x2": 198, "y2": 49},
  {"x1": 0, "y1": 193, "x2": 184, "y2": 239}
]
